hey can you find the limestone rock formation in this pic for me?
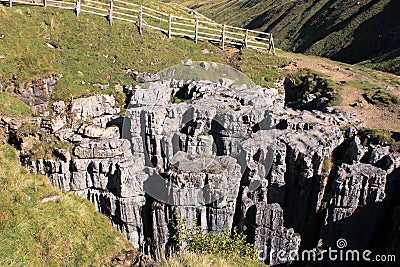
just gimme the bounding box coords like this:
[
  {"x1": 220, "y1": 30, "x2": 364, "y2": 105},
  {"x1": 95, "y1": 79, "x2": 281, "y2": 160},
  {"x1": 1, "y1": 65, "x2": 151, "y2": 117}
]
[{"x1": 5, "y1": 77, "x2": 399, "y2": 266}]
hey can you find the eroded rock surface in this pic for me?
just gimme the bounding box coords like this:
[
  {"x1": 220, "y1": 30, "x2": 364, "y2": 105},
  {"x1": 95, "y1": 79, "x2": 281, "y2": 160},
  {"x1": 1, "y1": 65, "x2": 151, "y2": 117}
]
[{"x1": 5, "y1": 78, "x2": 399, "y2": 266}]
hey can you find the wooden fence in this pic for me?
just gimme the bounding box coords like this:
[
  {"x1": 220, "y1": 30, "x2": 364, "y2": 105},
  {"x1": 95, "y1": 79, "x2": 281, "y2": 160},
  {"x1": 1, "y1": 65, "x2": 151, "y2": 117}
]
[{"x1": 1, "y1": 0, "x2": 276, "y2": 54}]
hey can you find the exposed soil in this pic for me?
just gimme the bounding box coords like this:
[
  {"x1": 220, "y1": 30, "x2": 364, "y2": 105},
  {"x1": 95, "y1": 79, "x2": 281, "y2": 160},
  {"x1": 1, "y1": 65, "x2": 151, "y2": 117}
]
[{"x1": 279, "y1": 51, "x2": 400, "y2": 132}]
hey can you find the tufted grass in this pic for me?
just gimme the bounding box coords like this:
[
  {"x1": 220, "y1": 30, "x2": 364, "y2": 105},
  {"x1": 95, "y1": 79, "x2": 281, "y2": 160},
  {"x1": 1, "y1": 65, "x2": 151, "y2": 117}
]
[
  {"x1": 0, "y1": 92, "x2": 34, "y2": 117},
  {"x1": 345, "y1": 81, "x2": 399, "y2": 106},
  {"x1": 0, "y1": 144, "x2": 133, "y2": 266}
]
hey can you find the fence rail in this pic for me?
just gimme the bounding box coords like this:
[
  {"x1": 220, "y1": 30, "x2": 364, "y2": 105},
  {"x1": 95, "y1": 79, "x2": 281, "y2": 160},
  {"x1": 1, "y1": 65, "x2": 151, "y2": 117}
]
[{"x1": 1, "y1": 0, "x2": 276, "y2": 54}]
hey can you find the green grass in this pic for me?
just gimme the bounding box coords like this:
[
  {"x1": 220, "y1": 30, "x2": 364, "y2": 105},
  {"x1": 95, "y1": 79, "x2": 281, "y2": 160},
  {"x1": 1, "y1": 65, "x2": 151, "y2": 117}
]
[
  {"x1": 345, "y1": 81, "x2": 399, "y2": 106},
  {"x1": 359, "y1": 128, "x2": 400, "y2": 152},
  {"x1": 0, "y1": 92, "x2": 34, "y2": 117},
  {"x1": 230, "y1": 49, "x2": 289, "y2": 87},
  {"x1": 363, "y1": 89, "x2": 399, "y2": 106},
  {"x1": 359, "y1": 46, "x2": 400, "y2": 77},
  {"x1": 160, "y1": 61, "x2": 256, "y2": 87},
  {"x1": 0, "y1": 5, "x2": 286, "y2": 104},
  {"x1": 338, "y1": 63, "x2": 400, "y2": 88},
  {"x1": 0, "y1": 143, "x2": 133, "y2": 266}
]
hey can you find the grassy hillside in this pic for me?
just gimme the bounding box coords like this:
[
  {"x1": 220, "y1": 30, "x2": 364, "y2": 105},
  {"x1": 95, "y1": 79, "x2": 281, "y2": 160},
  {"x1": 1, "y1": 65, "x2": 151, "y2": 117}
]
[
  {"x1": 0, "y1": 92, "x2": 34, "y2": 117},
  {"x1": 0, "y1": 4, "x2": 288, "y2": 103},
  {"x1": 0, "y1": 142, "x2": 133, "y2": 266},
  {"x1": 171, "y1": 0, "x2": 400, "y2": 75}
]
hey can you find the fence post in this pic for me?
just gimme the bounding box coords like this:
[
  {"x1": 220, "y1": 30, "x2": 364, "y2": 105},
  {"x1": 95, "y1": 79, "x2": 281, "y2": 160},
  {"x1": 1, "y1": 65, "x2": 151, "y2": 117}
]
[
  {"x1": 76, "y1": 0, "x2": 81, "y2": 16},
  {"x1": 139, "y1": 5, "x2": 143, "y2": 34},
  {"x1": 194, "y1": 19, "x2": 199, "y2": 44},
  {"x1": 221, "y1": 24, "x2": 225, "y2": 50},
  {"x1": 268, "y1": 34, "x2": 276, "y2": 55},
  {"x1": 109, "y1": 0, "x2": 113, "y2": 26},
  {"x1": 168, "y1": 14, "x2": 172, "y2": 38},
  {"x1": 9, "y1": 0, "x2": 12, "y2": 7},
  {"x1": 270, "y1": 34, "x2": 276, "y2": 55},
  {"x1": 43, "y1": 0, "x2": 47, "y2": 7},
  {"x1": 244, "y1": 29, "x2": 248, "y2": 49}
]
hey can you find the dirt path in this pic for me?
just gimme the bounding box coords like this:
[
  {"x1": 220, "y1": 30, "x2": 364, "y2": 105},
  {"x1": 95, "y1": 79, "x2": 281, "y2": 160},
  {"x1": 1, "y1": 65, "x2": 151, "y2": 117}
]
[{"x1": 278, "y1": 51, "x2": 400, "y2": 132}]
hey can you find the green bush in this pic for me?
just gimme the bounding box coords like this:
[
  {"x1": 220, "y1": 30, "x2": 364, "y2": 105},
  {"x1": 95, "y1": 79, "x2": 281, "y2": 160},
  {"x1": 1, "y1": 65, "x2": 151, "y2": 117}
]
[
  {"x1": 287, "y1": 69, "x2": 340, "y2": 105},
  {"x1": 363, "y1": 89, "x2": 399, "y2": 106},
  {"x1": 359, "y1": 128, "x2": 400, "y2": 152},
  {"x1": 173, "y1": 216, "x2": 258, "y2": 260}
]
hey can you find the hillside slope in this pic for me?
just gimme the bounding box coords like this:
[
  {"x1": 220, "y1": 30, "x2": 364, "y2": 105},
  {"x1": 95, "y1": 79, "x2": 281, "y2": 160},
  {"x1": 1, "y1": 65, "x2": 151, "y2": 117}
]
[
  {"x1": 0, "y1": 140, "x2": 133, "y2": 266},
  {"x1": 171, "y1": 0, "x2": 400, "y2": 75},
  {"x1": 0, "y1": 4, "x2": 286, "y2": 100}
]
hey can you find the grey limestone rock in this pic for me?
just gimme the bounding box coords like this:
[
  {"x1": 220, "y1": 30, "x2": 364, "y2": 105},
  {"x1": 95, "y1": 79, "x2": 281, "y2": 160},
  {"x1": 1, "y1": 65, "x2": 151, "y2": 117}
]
[
  {"x1": 321, "y1": 163, "x2": 387, "y2": 248},
  {"x1": 78, "y1": 125, "x2": 120, "y2": 139},
  {"x1": 71, "y1": 94, "x2": 120, "y2": 124},
  {"x1": 19, "y1": 78, "x2": 400, "y2": 265},
  {"x1": 181, "y1": 59, "x2": 193, "y2": 66},
  {"x1": 328, "y1": 163, "x2": 387, "y2": 212},
  {"x1": 255, "y1": 203, "x2": 301, "y2": 265},
  {"x1": 133, "y1": 72, "x2": 161, "y2": 83},
  {"x1": 53, "y1": 100, "x2": 66, "y2": 115},
  {"x1": 73, "y1": 138, "x2": 130, "y2": 159}
]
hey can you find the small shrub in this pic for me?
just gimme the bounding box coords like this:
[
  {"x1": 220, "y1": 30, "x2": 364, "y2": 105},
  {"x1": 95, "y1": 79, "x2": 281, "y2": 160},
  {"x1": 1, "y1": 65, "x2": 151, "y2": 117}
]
[
  {"x1": 286, "y1": 69, "x2": 340, "y2": 105},
  {"x1": 359, "y1": 128, "x2": 400, "y2": 152},
  {"x1": 363, "y1": 89, "x2": 399, "y2": 106},
  {"x1": 173, "y1": 216, "x2": 258, "y2": 260},
  {"x1": 170, "y1": 96, "x2": 184, "y2": 104}
]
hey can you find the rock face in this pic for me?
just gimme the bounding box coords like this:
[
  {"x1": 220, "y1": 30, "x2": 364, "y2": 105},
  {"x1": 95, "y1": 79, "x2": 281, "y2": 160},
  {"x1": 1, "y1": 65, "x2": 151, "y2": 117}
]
[
  {"x1": 11, "y1": 74, "x2": 63, "y2": 111},
  {"x1": 321, "y1": 163, "x2": 387, "y2": 248},
  {"x1": 10, "y1": 78, "x2": 400, "y2": 266},
  {"x1": 132, "y1": 72, "x2": 161, "y2": 83}
]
